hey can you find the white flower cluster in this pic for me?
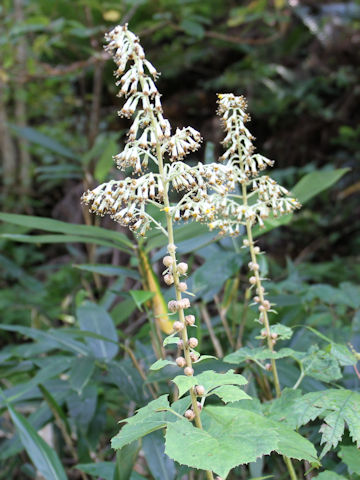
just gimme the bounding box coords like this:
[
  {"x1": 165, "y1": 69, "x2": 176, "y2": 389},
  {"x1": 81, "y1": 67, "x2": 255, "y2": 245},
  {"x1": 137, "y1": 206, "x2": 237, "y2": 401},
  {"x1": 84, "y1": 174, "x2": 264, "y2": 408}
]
[
  {"x1": 170, "y1": 94, "x2": 301, "y2": 236},
  {"x1": 81, "y1": 24, "x2": 204, "y2": 235}
]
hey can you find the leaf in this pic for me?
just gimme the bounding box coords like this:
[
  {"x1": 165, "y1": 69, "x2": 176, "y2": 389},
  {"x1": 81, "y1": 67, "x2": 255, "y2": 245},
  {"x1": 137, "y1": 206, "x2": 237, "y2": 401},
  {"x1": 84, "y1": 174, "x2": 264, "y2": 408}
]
[
  {"x1": 111, "y1": 396, "x2": 170, "y2": 450},
  {"x1": 211, "y1": 385, "x2": 252, "y2": 403},
  {"x1": 338, "y1": 445, "x2": 360, "y2": 474},
  {"x1": 142, "y1": 430, "x2": 176, "y2": 480},
  {"x1": 77, "y1": 301, "x2": 119, "y2": 361},
  {"x1": 6, "y1": 402, "x2": 67, "y2": 480},
  {"x1": 10, "y1": 124, "x2": 78, "y2": 159},
  {"x1": 1, "y1": 233, "x2": 121, "y2": 250},
  {"x1": 163, "y1": 334, "x2": 178, "y2": 347},
  {"x1": 76, "y1": 462, "x2": 115, "y2": 480},
  {"x1": 291, "y1": 389, "x2": 360, "y2": 456},
  {"x1": 129, "y1": 290, "x2": 154, "y2": 310},
  {"x1": 224, "y1": 347, "x2": 296, "y2": 364},
  {"x1": 165, "y1": 405, "x2": 316, "y2": 478},
  {"x1": 150, "y1": 359, "x2": 176, "y2": 371},
  {"x1": 315, "y1": 473, "x2": 346, "y2": 480},
  {"x1": 66, "y1": 385, "x2": 97, "y2": 433},
  {"x1": 172, "y1": 375, "x2": 197, "y2": 398},
  {"x1": 69, "y1": 356, "x2": 95, "y2": 394},
  {"x1": 292, "y1": 168, "x2": 350, "y2": 204},
  {"x1": 94, "y1": 137, "x2": 119, "y2": 182},
  {"x1": 301, "y1": 345, "x2": 342, "y2": 382},
  {"x1": 327, "y1": 343, "x2": 357, "y2": 366},
  {"x1": 113, "y1": 441, "x2": 140, "y2": 480},
  {"x1": 75, "y1": 264, "x2": 140, "y2": 280},
  {"x1": 38, "y1": 385, "x2": 71, "y2": 436},
  {"x1": 0, "y1": 213, "x2": 132, "y2": 250}
]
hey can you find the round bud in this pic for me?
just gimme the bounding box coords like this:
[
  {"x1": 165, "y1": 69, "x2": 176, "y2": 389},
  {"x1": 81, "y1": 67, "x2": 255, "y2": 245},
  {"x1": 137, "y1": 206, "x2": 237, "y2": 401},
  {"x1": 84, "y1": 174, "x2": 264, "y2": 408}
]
[
  {"x1": 259, "y1": 305, "x2": 266, "y2": 312},
  {"x1": 176, "y1": 356, "x2": 186, "y2": 368},
  {"x1": 185, "y1": 315, "x2": 195, "y2": 326},
  {"x1": 177, "y1": 262, "x2": 188, "y2": 275},
  {"x1": 173, "y1": 321, "x2": 184, "y2": 332},
  {"x1": 249, "y1": 276, "x2": 257, "y2": 285},
  {"x1": 256, "y1": 286, "x2": 265, "y2": 294},
  {"x1": 188, "y1": 337, "x2": 198, "y2": 349},
  {"x1": 177, "y1": 339, "x2": 184, "y2": 349},
  {"x1": 254, "y1": 296, "x2": 260, "y2": 303},
  {"x1": 168, "y1": 300, "x2": 178, "y2": 312},
  {"x1": 178, "y1": 298, "x2": 190, "y2": 309},
  {"x1": 178, "y1": 282, "x2": 188, "y2": 292},
  {"x1": 163, "y1": 255, "x2": 173, "y2": 267},
  {"x1": 190, "y1": 351, "x2": 199, "y2": 362},
  {"x1": 195, "y1": 385, "x2": 205, "y2": 396},
  {"x1": 167, "y1": 243, "x2": 176, "y2": 254},
  {"x1": 271, "y1": 332, "x2": 278, "y2": 340},
  {"x1": 185, "y1": 409, "x2": 195, "y2": 421},
  {"x1": 265, "y1": 363, "x2": 272, "y2": 371},
  {"x1": 254, "y1": 246, "x2": 261, "y2": 254},
  {"x1": 164, "y1": 274, "x2": 174, "y2": 285},
  {"x1": 263, "y1": 300, "x2": 271, "y2": 310},
  {"x1": 184, "y1": 366, "x2": 194, "y2": 376},
  {"x1": 261, "y1": 329, "x2": 267, "y2": 337},
  {"x1": 243, "y1": 239, "x2": 250, "y2": 247},
  {"x1": 252, "y1": 263, "x2": 260, "y2": 271}
]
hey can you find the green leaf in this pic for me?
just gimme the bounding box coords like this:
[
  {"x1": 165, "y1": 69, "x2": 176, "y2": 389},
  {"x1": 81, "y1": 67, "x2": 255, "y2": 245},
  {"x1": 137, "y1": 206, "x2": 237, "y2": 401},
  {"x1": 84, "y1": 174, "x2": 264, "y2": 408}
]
[
  {"x1": 10, "y1": 124, "x2": 78, "y2": 160},
  {"x1": 142, "y1": 430, "x2": 176, "y2": 480},
  {"x1": 113, "y1": 441, "x2": 140, "y2": 480},
  {"x1": 165, "y1": 407, "x2": 278, "y2": 478},
  {"x1": 163, "y1": 334, "x2": 178, "y2": 347},
  {"x1": 111, "y1": 396, "x2": 170, "y2": 450},
  {"x1": 94, "y1": 137, "x2": 119, "y2": 182},
  {"x1": 1, "y1": 233, "x2": 120, "y2": 250},
  {"x1": 38, "y1": 385, "x2": 71, "y2": 436},
  {"x1": 292, "y1": 168, "x2": 350, "y2": 204},
  {"x1": 129, "y1": 290, "x2": 154, "y2": 310},
  {"x1": 77, "y1": 301, "x2": 119, "y2": 361},
  {"x1": 272, "y1": 422, "x2": 318, "y2": 464},
  {"x1": 172, "y1": 375, "x2": 197, "y2": 398},
  {"x1": 338, "y1": 445, "x2": 360, "y2": 474},
  {"x1": 327, "y1": 343, "x2": 357, "y2": 366},
  {"x1": 196, "y1": 370, "x2": 248, "y2": 392},
  {"x1": 69, "y1": 356, "x2": 95, "y2": 394},
  {"x1": 301, "y1": 345, "x2": 342, "y2": 382},
  {"x1": 75, "y1": 264, "x2": 140, "y2": 280},
  {"x1": 0, "y1": 213, "x2": 132, "y2": 250},
  {"x1": 150, "y1": 359, "x2": 176, "y2": 371},
  {"x1": 180, "y1": 19, "x2": 205, "y2": 38},
  {"x1": 315, "y1": 473, "x2": 346, "y2": 480},
  {"x1": 211, "y1": 385, "x2": 252, "y2": 403},
  {"x1": 6, "y1": 403, "x2": 67, "y2": 480},
  {"x1": 76, "y1": 462, "x2": 114, "y2": 480},
  {"x1": 224, "y1": 347, "x2": 296, "y2": 364},
  {"x1": 291, "y1": 389, "x2": 360, "y2": 456}
]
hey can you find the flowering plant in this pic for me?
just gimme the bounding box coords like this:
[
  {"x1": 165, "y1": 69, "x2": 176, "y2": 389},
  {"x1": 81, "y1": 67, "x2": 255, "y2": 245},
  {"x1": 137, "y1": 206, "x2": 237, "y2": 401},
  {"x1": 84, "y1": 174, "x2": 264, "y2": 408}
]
[{"x1": 81, "y1": 24, "x2": 360, "y2": 480}]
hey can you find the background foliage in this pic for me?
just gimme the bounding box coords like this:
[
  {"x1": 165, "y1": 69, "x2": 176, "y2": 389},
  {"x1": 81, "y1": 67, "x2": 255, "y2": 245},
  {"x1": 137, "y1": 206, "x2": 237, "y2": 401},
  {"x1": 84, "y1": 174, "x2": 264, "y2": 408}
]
[{"x1": 0, "y1": 1, "x2": 359, "y2": 479}]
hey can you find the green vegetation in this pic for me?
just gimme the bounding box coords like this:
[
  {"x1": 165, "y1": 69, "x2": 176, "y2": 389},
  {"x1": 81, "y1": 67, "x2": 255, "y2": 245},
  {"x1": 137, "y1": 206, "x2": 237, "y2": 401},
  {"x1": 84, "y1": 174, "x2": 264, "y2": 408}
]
[{"x1": 0, "y1": 1, "x2": 359, "y2": 479}]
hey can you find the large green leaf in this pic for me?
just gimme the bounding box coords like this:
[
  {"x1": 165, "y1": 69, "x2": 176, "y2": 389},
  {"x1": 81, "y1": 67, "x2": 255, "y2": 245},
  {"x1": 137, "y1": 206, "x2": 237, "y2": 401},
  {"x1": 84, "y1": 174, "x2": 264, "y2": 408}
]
[
  {"x1": 292, "y1": 168, "x2": 350, "y2": 204},
  {"x1": 6, "y1": 403, "x2": 67, "y2": 480},
  {"x1": 77, "y1": 301, "x2": 119, "y2": 361},
  {"x1": 0, "y1": 213, "x2": 132, "y2": 250},
  {"x1": 165, "y1": 405, "x2": 316, "y2": 478},
  {"x1": 173, "y1": 370, "x2": 248, "y2": 398},
  {"x1": 113, "y1": 441, "x2": 140, "y2": 480},
  {"x1": 338, "y1": 445, "x2": 360, "y2": 475},
  {"x1": 111, "y1": 396, "x2": 170, "y2": 450},
  {"x1": 76, "y1": 462, "x2": 114, "y2": 480}
]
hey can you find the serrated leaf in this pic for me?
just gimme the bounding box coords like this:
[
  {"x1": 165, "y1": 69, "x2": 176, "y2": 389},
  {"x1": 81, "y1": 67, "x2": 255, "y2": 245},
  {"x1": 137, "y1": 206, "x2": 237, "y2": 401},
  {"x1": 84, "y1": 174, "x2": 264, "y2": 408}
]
[
  {"x1": 301, "y1": 345, "x2": 342, "y2": 382},
  {"x1": 111, "y1": 396, "x2": 170, "y2": 450},
  {"x1": 165, "y1": 406, "x2": 281, "y2": 478},
  {"x1": 291, "y1": 389, "x2": 360, "y2": 456},
  {"x1": 195, "y1": 370, "x2": 247, "y2": 393},
  {"x1": 224, "y1": 347, "x2": 296, "y2": 364}
]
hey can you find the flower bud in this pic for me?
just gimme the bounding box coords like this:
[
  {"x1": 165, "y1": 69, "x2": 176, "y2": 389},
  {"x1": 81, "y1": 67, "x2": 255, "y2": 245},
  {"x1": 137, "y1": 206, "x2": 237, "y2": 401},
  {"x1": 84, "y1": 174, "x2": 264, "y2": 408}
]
[
  {"x1": 177, "y1": 262, "x2": 188, "y2": 275},
  {"x1": 254, "y1": 296, "x2": 260, "y2": 303},
  {"x1": 167, "y1": 243, "x2": 176, "y2": 254},
  {"x1": 197, "y1": 401, "x2": 202, "y2": 411},
  {"x1": 188, "y1": 337, "x2": 198, "y2": 349},
  {"x1": 185, "y1": 315, "x2": 195, "y2": 326},
  {"x1": 173, "y1": 321, "x2": 184, "y2": 332},
  {"x1": 184, "y1": 366, "x2": 194, "y2": 376},
  {"x1": 271, "y1": 332, "x2": 278, "y2": 340},
  {"x1": 265, "y1": 363, "x2": 272, "y2": 371},
  {"x1": 263, "y1": 300, "x2": 271, "y2": 310},
  {"x1": 178, "y1": 298, "x2": 190, "y2": 309},
  {"x1": 254, "y1": 246, "x2": 260, "y2": 254},
  {"x1": 185, "y1": 409, "x2": 195, "y2": 421},
  {"x1": 259, "y1": 305, "x2": 266, "y2": 312},
  {"x1": 176, "y1": 356, "x2": 186, "y2": 368},
  {"x1": 261, "y1": 329, "x2": 267, "y2": 337},
  {"x1": 249, "y1": 276, "x2": 257, "y2": 284},
  {"x1": 243, "y1": 239, "x2": 250, "y2": 247},
  {"x1": 178, "y1": 282, "x2": 188, "y2": 292},
  {"x1": 190, "y1": 351, "x2": 199, "y2": 362},
  {"x1": 164, "y1": 274, "x2": 174, "y2": 285},
  {"x1": 168, "y1": 300, "x2": 178, "y2": 312},
  {"x1": 177, "y1": 339, "x2": 184, "y2": 349},
  {"x1": 195, "y1": 385, "x2": 205, "y2": 396},
  {"x1": 163, "y1": 255, "x2": 173, "y2": 267}
]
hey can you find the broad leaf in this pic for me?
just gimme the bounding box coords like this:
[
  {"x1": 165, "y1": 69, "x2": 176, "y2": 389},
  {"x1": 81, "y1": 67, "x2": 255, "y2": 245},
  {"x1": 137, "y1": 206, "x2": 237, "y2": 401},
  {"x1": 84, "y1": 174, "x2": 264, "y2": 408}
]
[
  {"x1": 143, "y1": 431, "x2": 176, "y2": 480},
  {"x1": 338, "y1": 445, "x2": 360, "y2": 474},
  {"x1": 76, "y1": 462, "x2": 114, "y2": 480}
]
